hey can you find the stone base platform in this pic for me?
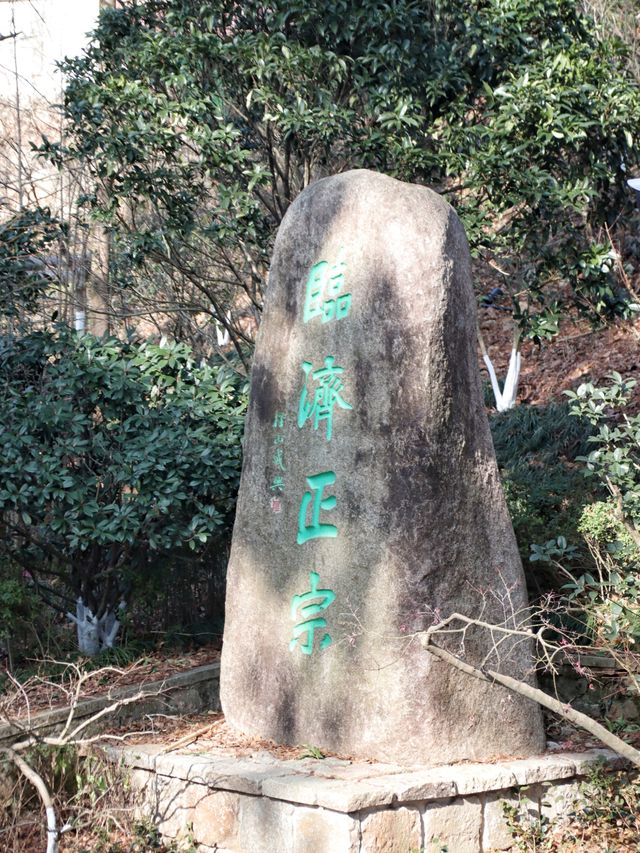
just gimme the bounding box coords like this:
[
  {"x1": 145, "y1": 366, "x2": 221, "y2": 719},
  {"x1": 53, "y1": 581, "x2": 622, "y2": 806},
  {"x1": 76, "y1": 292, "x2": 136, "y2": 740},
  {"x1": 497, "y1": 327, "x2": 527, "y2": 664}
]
[{"x1": 111, "y1": 743, "x2": 627, "y2": 852}]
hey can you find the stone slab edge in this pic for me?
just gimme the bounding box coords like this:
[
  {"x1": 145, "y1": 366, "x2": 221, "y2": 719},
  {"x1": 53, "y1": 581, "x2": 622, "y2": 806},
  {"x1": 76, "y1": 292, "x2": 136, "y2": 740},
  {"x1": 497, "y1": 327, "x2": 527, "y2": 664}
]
[
  {"x1": 112, "y1": 745, "x2": 627, "y2": 814},
  {"x1": 0, "y1": 662, "x2": 220, "y2": 746}
]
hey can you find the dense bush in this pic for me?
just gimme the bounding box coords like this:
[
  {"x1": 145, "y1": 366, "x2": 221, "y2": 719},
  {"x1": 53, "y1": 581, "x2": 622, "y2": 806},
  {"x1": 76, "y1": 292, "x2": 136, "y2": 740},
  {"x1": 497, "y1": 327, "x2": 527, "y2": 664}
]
[
  {"x1": 490, "y1": 401, "x2": 599, "y2": 591},
  {"x1": 493, "y1": 384, "x2": 640, "y2": 656},
  {"x1": 0, "y1": 328, "x2": 246, "y2": 653}
]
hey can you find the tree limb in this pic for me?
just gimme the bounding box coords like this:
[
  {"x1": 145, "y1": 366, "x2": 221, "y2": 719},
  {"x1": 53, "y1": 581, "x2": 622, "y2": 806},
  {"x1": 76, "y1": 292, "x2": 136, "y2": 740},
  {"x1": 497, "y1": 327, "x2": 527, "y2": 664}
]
[
  {"x1": 420, "y1": 633, "x2": 640, "y2": 769},
  {"x1": 1, "y1": 745, "x2": 58, "y2": 853}
]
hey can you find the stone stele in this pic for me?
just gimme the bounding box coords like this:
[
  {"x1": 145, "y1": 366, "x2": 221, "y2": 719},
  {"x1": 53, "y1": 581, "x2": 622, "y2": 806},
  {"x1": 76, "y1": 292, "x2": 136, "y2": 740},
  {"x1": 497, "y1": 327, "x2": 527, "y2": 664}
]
[{"x1": 220, "y1": 169, "x2": 545, "y2": 765}]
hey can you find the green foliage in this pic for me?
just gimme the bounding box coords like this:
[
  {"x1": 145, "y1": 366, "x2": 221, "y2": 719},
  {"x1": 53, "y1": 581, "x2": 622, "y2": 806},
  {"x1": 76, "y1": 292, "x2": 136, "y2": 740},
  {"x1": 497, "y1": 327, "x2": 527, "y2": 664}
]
[
  {"x1": 577, "y1": 764, "x2": 640, "y2": 834},
  {"x1": 578, "y1": 500, "x2": 638, "y2": 566},
  {"x1": 539, "y1": 375, "x2": 640, "y2": 648},
  {"x1": 299, "y1": 744, "x2": 326, "y2": 759},
  {"x1": 562, "y1": 554, "x2": 640, "y2": 645},
  {"x1": 0, "y1": 742, "x2": 190, "y2": 852},
  {"x1": 0, "y1": 569, "x2": 34, "y2": 641},
  {"x1": 490, "y1": 402, "x2": 598, "y2": 588},
  {"x1": 566, "y1": 371, "x2": 640, "y2": 527},
  {"x1": 46, "y1": 0, "x2": 640, "y2": 352},
  {"x1": 0, "y1": 207, "x2": 64, "y2": 322},
  {"x1": 0, "y1": 560, "x2": 42, "y2": 670},
  {"x1": 502, "y1": 795, "x2": 550, "y2": 851},
  {"x1": 444, "y1": 23, "x2": 640, "y2": 337},
  {"x1": 0, "y1": 327, "x2": 246, "y2": 630},
  {"x1": 529, "y1": 535, "x2": 578, "y2": 565},
  {"x1": 502, "y1": 768, "x2": 640, "y2": 851}
]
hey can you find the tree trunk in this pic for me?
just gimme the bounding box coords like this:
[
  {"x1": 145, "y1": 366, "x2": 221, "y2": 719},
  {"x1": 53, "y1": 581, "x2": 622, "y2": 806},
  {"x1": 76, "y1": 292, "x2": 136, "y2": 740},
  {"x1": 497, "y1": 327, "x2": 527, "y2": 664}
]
[{"x1": 67, "y1": 597, "x2": 123, "y2": 655}]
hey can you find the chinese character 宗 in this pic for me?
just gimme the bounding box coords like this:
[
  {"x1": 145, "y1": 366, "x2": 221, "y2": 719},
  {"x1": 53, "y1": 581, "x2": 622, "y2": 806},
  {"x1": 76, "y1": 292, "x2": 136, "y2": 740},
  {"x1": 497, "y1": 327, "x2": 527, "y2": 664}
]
[{"x1": 289, "y1": 571, "x2": 336, "y2": 655}]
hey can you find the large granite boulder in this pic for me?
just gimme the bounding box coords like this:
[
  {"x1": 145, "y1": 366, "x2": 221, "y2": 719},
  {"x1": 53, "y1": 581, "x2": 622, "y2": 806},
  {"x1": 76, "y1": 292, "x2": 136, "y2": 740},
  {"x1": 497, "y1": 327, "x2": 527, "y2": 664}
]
[{"x1": 220, "y1": 169, "x2": 545, "y2": 765}]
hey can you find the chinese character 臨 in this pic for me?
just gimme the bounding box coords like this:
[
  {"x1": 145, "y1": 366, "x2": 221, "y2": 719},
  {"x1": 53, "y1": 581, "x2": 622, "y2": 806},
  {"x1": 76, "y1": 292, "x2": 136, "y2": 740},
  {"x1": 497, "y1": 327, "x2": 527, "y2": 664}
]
[{"x1": 303, "y1": 254, "x2": 351, "y2": 324}]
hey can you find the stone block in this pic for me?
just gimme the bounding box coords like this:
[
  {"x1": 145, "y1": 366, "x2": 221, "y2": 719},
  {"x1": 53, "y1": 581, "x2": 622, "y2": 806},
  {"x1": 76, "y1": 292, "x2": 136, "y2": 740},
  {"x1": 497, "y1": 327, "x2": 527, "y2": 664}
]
[
  {"x1": 262, "y1": 773, "x2": 395, "y2": 811},
  {"x1": 497, "y1": 754, "x2": 576, "y2": 786},
  {"x1": 371, "y1": 768, "x2": 458, "y2": 804},
  {"x1": 292, "y1": 806, "x2": 360, "y2": 853},
  {"x1": 450, "y1": 764, "x2": 518, "y2": 796},
  {"x1": 110, "y1": 743, "x2": 161, "y2": 771},
  {"x1": 608, "y1": 696, "x2": 640, "y2": 723},
  {"x1": 536, "y1": 780, "x2": 584, "y2": 822},
  {"x1": 282, "y1": 757, "x2": 402, "y2": 780},
  {"x1": 360, "y1": 807, "x2": 422, "y2": 853},
  {"x1": 238, "y1": 794, "x2": 295, "y2": 853},
  {"x1": 192, "y1": 790, "x2": 241, "y2": 850},
  {"x1": 128, "y1": 768, "x2": 156, "y2": 821},
  {"x1": 154, "y1": 774, "x2": 200, "y2": 839},
  {"x1": 423, "y1": 796, "x2": 482, "y2": 853},
  {"x1": 566, "y1": 748, "x2": 629, "y2": 773},
  {"x1": 155, "y1": 752, "x2": 290, "y2": 796}
]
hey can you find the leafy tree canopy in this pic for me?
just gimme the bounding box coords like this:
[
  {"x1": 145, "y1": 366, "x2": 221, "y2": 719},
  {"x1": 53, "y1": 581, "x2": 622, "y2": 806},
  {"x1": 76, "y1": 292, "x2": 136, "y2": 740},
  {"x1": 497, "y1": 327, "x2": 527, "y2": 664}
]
[
  {"x1": 0, "y1": 206, "x2": 64, "y2": 322},
  {"x1": 45, "y1": 0, "x2": 640, "y2": 353}
]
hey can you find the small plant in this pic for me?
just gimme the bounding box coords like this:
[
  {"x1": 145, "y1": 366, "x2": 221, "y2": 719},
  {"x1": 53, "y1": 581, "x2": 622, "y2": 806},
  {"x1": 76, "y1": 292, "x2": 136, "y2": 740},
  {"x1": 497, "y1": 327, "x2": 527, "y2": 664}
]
[
  {"x1": 502, "y1": 798, "x2": 550, "y2": 852},
  {"x1": 298, "y1": 744, "x2": 326, "y2": 760},
  {"x1": 578, "y1": 762, "x2": 640, "y2": 831},
  {"x1": 502, "y1": 766, "x2": 640, "y2": 850},
  {"x1": 490, "y1": 401, "x2": 596, "y2": 588},
  {"x1": 566, "y1": 372, "x2": 640, "y2": 547}
]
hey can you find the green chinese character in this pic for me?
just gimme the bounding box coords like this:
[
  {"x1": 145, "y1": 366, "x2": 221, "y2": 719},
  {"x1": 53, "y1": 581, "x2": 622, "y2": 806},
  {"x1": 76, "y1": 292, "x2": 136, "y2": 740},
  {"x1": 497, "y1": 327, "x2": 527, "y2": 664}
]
[
  {"x1": 273, "y1": 447, "x2": 286, "y2": 471},
  {"x1": 298, "y1": 356, "x2": 352, "y2": 441},
  {"x1": 270, "y1": 476, "x2": 285, "y2": 493},
  {"x1": 303, "y1": 261, "x2": 328, "y2": 323},
  {"x1": 303, "y1": 254, "x2": 350, "y2": 324},
  {"x1": 297, "y1": 471, "x2": 337, "y2": 544},
  {"x1": 289, "y1": 570, "x2": 336, "y2": 655},
  {"x1": 273, "y1": 411, "x2": 286, "y2": 429}
]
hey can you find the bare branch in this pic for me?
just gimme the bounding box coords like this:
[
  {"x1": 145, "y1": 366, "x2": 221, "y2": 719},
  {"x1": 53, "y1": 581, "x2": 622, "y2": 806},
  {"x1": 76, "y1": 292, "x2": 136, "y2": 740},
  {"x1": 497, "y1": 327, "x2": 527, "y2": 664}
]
[
  {"x1": 1, "y1": 746, "x2": 58, "y2": 853},
  {"x1": 420, "y1": 619, "x2": 640, "y2": 769}
]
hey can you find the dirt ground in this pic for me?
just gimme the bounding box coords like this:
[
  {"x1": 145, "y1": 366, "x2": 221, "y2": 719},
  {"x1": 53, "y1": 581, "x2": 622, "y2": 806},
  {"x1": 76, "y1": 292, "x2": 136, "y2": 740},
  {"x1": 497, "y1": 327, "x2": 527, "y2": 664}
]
[{"x1": 479, "y1": 310, "x2": 640, "y2": 409}]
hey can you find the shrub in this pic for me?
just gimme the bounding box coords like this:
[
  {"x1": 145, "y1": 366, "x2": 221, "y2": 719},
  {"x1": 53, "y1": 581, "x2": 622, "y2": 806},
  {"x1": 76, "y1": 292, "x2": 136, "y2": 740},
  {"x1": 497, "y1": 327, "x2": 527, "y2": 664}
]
[
  {"x1": 490, "y1": 401, "x2": 598, "y2": 591},
  {"x1": 0, "y1": 328, "x2": 246, "y2": 654}
]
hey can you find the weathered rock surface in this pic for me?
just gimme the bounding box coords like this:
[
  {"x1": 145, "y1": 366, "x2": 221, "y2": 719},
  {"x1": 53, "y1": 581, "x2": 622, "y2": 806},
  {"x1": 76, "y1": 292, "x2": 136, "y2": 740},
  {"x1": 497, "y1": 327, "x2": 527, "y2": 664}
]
[{"x1": 220, "y1": 168, "x2": 545, "y2": 764}]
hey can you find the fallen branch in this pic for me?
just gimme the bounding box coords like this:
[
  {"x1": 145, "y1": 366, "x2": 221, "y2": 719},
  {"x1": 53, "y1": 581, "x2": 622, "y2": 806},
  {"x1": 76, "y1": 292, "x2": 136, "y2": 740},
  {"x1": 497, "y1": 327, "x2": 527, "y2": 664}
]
[
  {"x1": 420, "y1": 631, "x2": 640, "y2": 769},
  {"x1": 2, "y1": 745, "x2": 58, "y2": 853}
]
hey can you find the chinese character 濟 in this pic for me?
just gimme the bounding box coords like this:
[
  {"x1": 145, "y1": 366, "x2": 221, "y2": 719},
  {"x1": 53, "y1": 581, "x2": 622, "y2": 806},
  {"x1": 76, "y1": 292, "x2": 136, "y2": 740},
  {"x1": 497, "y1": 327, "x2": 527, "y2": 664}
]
[
  {"x1": 298, "y1": 356, "x2": 352, "y2": 441},
  {"x1": 273, "y1": 446, "x2": 286, "y2": 471}
]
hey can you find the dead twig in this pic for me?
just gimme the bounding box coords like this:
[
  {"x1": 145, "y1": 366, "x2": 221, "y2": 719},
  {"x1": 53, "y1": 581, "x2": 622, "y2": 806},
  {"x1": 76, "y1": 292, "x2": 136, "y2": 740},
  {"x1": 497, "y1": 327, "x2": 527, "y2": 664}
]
[{"x1": 420, "y1": 615, "x2": 640, "y2": 770}]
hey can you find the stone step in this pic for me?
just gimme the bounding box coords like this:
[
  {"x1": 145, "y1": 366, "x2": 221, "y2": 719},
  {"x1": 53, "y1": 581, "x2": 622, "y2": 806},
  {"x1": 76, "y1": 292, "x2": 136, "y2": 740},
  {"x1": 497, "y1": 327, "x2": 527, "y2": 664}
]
[{"x1": 109, "y1": 742, "x2": 628, "y2": 852}]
